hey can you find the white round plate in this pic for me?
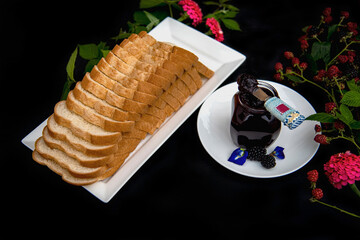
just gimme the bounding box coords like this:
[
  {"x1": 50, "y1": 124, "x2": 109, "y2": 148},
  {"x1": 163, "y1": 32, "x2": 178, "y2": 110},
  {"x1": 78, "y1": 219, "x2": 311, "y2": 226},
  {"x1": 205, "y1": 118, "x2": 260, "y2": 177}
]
[{"x1": 197, "y1": 80, "x2": 320, "y2": 178}]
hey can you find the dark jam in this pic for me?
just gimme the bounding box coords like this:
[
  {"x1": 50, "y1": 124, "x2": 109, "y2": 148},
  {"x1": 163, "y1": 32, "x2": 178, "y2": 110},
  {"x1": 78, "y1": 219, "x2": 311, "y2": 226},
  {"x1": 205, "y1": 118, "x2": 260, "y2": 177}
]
[{"x1": 230, "y1": 77, "x2": 281, "y2": 148}]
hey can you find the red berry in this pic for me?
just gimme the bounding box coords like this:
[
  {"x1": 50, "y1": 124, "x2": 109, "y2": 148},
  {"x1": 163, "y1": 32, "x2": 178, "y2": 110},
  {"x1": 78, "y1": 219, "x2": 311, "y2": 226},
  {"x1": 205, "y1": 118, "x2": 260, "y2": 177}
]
[
  {"x1": 334, "y1": 121, "x2": 345, "y2": 131},
  {"x1": 324, "y1": 15, "x2": 333, "y2": 24},
  {"x1": 313, "y1": 70, "x2": 326, "y2": 81},
  {"x1": 348, "y1": 22, "x2": 358, "y2": 31},
  {"x1": 327, "y1": 65, "x2": 341, "y2": 78},
  {"x1": 307, "y1": 170, "x2": 319, "y2": 182},
  {"x1": 314, "y1": 134, "x2": 329, "y2": 144},
  {"x1": 275, "y1": 62, "x2": 283, "y2": 72},
  {"x1": 285, "y1": 67, "x2": 293, "y2": 74},
  {"x1": 284, "y1": 51, "x2": 294, "y2": 59},
  {"x1": 300, "y1": 39, "x2": 309, "y2": 50},
  {"x1": 323, "y1": 7, "x2": 331, "y2": 17},
  {"x1": 325, "y1": 102, "x2": 336, "y2": 113},
  {"x1": 348, "y1": 22, "x2": 359, "y2": 36},
  {"x1": 274, "y1": 73, "x2": 283, "y2": 81},
  {"x1": 299, "y1": 62, "x2": 308, "y2": 70},
  {"x1": 312, "y1": 188, "x2": 324, "y2": 200},
  {"x1": 341, "y1": 11, "x2": 349, "y2": 19},
  {"x1": 337, "y1": 55, "x2": 348, "y2": 64},
  {"x1": 292, "y1": 57, "x2": 300, "y2": 66},
  {"x1": 314, "y1": 124, "x2": 322, "y2": 132},
  {"x1": 348, "y1": 51, "x2": 356, "y2": 58}
]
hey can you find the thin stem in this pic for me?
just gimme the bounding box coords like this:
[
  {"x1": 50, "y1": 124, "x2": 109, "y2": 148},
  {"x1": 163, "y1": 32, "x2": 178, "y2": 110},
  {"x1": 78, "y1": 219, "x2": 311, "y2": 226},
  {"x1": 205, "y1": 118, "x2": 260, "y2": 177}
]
[
  {"x1": 326, "y1": 41, "x2": 360, "y2": 70},
  {"x1": 290, "y1": 72, "x2": 337, "y2": 104},
  {"x1": 335, "y1": 135, "x2": 360, "y2": 152},
  {"x1": 167, "y1": 2, "x2": 173, "y2": 18},
  {"x1": 333, "y1": 77, "x2": 344, "y2": 97},
  {"x1": 349, "y1": 183, "x2": 360, "y2": 199},
  {"x1": 310, "y1": 198, "x2": 360, "y2": 219}
]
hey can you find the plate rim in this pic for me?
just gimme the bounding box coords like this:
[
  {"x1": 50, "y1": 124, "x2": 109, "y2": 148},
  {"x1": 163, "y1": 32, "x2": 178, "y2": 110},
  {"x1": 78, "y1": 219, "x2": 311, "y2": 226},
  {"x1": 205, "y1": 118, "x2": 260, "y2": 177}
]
[{"x1": 197, "y1": 80, "x2": 320, "y2": 178}]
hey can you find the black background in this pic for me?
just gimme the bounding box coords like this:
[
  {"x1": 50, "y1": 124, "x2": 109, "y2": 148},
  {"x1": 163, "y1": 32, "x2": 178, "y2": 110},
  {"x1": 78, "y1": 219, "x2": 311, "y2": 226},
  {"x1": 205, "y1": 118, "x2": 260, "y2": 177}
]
[{"x1": 3, "y1": 0, "x2": 360, "y2": 238}]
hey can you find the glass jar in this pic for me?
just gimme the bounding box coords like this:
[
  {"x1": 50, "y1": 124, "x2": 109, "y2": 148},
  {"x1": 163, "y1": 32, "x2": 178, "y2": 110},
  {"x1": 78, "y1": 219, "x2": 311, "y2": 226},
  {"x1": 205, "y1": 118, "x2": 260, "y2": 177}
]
[{"x1": 230, "y1": 81, "x2": 281, "y2": 148}]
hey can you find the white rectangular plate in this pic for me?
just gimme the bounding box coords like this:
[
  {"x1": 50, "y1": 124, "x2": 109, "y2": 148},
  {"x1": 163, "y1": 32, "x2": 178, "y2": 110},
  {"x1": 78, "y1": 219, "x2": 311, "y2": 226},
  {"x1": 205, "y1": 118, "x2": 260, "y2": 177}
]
[{"x1": 21, "y1": 17, "x2": 246, "y2": 203}]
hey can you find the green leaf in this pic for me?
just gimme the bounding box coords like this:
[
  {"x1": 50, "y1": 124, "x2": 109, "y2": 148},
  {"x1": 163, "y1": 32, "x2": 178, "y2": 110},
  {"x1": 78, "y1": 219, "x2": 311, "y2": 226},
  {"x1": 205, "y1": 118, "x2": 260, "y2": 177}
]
[
  {"x1": 305, "y1": 53, "x2": 318, "y2": 75},
  {"x1": 327, "y1": 24, "x2": 338, "y2": 41},
  {"x1": 221, "y1": 18, "x2": 241, "y2": 31},
  {"x1": 203, "y1": 1, "x2": 220, "y2": 6},
  {"x1": 339, "y1": 104, "x2": 353, "y2": 122},
  {"x1": 306, "y1": 113, "x2": 336, "y2": 123},
  {"x1": 111, "y1": 28, "x2": 131, "y2": 42},
  {"x1": 347, "y1": 79, "x2": 360, "y2": 92},
  {"x1": 151, "y1": 10, "x2": 169, "y2": 21},
  {"x1": 100, "y1": 49, "x2": 110, "y2": 58},
  {"x1": 341, "y1": 90, "x2": 360, "y2": 107},
  {"x1": 285, "y1": 74, "x2": 304, "y2": 83},
  {"x1": 84, "y1": 59, "x2": 99, "y2": 73},
  {"x1": 79, "y1": 43, "x2": 99, "y2": 60},
  {"x1": 66, "y1": 46, "x2": 78, "y2": 82},
  {"x1": 134, "y1": 11, "x2": 150, "y2": 25},
  {"x1": 350, "y1": 120, "x2": 360, "y2": 129},
  {"x1": 311, "y1": 41, "x2": 331, "y2": 64},
  {"x1": 221, "y1": 11, "x2": 238, "y2": 19},
  {"x1": 139, "y1": 0, "x2": 164, "y2": 9},
  {"x1": 144, "y1": 10, "x2": 159, "y2": 31},
  {"x1": 97, "y1": 41, "x2": 109, "y2": 50},
  {"x1": 60, "y1": 77, "x2": 73, "y2": 100},
  {"x1": 223, "y1": 4, "x2": 239, "y2": 11}
]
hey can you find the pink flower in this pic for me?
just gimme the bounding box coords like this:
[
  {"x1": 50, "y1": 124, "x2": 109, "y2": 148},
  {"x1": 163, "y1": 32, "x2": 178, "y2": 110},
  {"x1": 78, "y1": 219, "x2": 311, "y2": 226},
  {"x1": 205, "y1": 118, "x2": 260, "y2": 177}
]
[
  {"x1": 206, "y1": 18, "x2": 224, "y2": 42},
  {"x1": 178, "y1": 0, "x2": 203, "y2": 27},
  {"x1": 324, "y1": 151, "x2": 360, "y2": 189}
]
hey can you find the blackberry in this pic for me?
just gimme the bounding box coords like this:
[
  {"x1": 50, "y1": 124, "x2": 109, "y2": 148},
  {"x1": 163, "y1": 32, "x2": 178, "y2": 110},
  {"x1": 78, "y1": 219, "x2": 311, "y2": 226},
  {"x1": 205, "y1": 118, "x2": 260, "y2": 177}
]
[
  {"x1": 260, "y1": 155, "x2": 276, "y2": 169},
  {"x1": 308, "y1": 26, "x2": 319, "y2": 37},
  {"x1": 247, "y1": 146, "x2": 266, "y2": 161},
  {"x1": 345, "y1": 68, "x2": 358, "y2": 78}
]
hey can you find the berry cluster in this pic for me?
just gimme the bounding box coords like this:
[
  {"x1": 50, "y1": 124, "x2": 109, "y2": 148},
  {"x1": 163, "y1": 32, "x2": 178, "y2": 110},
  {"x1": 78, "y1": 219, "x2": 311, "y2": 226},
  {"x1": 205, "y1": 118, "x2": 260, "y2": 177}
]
[
  {"x1": 307, "y1": 169, "x2": 324, "y2": 200},
  {"x1": 274, "y1": 7, "x2": 359, "y2": 86},
  {"x1": 247, "y1": 146, "x2": 277, "y2": 169}
]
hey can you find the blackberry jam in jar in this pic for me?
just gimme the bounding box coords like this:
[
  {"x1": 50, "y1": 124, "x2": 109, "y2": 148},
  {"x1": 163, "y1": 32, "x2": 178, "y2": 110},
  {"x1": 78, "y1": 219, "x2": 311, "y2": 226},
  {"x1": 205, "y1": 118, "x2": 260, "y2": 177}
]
[{"x1": 230, "y1": 75, "x2": 281, "y2": 148}]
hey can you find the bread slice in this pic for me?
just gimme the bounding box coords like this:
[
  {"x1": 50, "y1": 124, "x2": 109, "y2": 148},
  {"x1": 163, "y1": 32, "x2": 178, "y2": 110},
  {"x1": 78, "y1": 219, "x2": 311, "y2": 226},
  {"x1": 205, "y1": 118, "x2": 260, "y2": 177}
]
[
  {"x1": 194, "y1": 61, "x2": 214, "y2": 79},
  {"x1": 43, "y1": 126, "x2": 114, "y2": 168},
  {"x1": 66, "y1": 90, "x2": 135, "y2": 132},
  {"x1": 35, "y1": 137, "x2": 106, "y2": 178},
  {"x1": 131, "y1": 32, "x2": 170, "y2": 59},
  {"x1": 96, "y1": 58, "x2": 163, "y2": 97},
  {"x1": 81, "y1": 72, "x2": 149, "y2": 114},
  {"x1": 53, "y1": 101, "x2": 121, "y2": 145},
  {"x1": 72, "y1": 81, "x2": 129, "y2": 122},
  {"x1": 47, "y1": 115, "x2": 118, "y2": 157},
  {"x1": 90, "y1": 65, "x2": 135, "y2": 99},
  {"x1": 33, "y1": 150, "x2": 99, "y2": 185}
]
